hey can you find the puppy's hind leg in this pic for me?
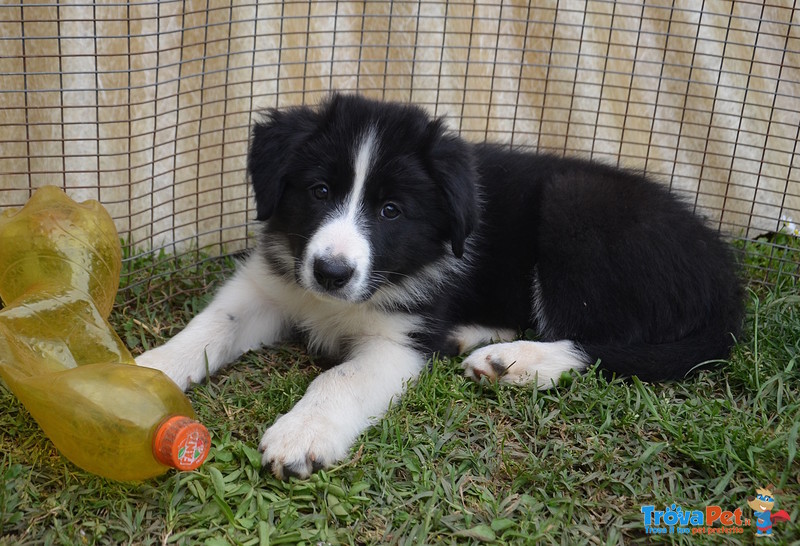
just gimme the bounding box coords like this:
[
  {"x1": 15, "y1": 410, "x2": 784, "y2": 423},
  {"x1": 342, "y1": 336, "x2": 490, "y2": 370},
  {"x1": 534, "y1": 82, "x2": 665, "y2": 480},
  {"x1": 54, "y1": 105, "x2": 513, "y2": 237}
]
[
  {"x1": 449, "y1": 325, "x2": 517, "y2": 354},
  {"x1": 462, "y1": 340, "x2": 589, "y2": 389}
]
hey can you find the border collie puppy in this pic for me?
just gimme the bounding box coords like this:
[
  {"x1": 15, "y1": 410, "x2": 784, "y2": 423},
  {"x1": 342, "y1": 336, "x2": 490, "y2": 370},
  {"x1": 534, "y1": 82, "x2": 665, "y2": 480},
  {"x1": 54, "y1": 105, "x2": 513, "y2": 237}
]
[{"x1": 136, "y1": 93, "x2": 743, "y2": 479}]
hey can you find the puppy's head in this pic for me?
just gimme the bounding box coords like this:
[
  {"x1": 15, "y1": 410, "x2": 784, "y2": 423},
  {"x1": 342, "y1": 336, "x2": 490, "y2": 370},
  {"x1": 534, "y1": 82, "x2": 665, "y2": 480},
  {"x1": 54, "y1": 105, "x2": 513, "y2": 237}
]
[{"x1": 247, "y1": 93, "x2": 477, "y2": 302}]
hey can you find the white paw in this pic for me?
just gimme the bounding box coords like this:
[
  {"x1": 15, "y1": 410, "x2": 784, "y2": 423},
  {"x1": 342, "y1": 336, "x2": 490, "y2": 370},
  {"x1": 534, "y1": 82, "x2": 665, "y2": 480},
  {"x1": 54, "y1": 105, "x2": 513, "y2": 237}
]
[
  {"x1": 462, "y1": 340, "x2": 588, "y2": 389},
  {"x1": 258, "y1": 406, "x2": 357, "y2": 479},
  {"x1": 135, "y1": 346, "x2": 196, "y2": 391}
]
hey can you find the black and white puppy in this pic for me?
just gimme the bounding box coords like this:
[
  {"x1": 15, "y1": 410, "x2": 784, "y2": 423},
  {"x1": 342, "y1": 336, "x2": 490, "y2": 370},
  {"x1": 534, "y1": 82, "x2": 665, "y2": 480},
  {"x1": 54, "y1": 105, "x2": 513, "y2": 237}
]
[{"x1": 136, "y1": 93, "x2": 743, "y2": 479}]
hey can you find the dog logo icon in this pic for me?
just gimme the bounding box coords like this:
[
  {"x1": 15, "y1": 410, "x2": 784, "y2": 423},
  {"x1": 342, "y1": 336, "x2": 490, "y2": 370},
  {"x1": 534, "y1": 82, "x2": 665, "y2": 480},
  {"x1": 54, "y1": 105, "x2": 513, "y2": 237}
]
[{"x1": 747, "y1": 484, "x2": 791, "y2": 537}]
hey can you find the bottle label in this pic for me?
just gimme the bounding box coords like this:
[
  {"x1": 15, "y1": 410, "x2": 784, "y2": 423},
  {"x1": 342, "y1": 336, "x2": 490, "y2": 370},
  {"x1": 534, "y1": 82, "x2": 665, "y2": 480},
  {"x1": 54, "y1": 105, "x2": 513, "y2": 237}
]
[{"x1": 176, "y1": 430, "x2": 207, "y2": 468}]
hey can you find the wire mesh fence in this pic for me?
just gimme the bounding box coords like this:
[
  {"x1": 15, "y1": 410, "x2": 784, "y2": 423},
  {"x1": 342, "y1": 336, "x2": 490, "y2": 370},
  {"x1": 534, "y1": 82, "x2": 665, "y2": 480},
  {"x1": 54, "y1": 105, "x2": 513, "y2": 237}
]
[{"x1": 1, "y1": 0, "x2": 798, "y2": 302}]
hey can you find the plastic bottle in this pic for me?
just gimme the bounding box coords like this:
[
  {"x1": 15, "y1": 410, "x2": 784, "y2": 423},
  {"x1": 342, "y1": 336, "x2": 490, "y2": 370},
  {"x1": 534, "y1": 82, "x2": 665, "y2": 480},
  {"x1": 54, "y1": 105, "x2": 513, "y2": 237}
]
[{"x1": 0, "y1": 186, "x2": 210, "y2": 481}]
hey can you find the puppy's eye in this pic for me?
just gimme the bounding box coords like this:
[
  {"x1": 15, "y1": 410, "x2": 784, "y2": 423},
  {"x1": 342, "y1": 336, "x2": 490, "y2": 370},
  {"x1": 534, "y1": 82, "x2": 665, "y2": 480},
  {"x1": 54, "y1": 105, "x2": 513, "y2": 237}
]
[
  {"x1": 380, "y1": 202, "x2": 401, "y2": 220},
  {"x1": 311, "y1": 183, "x2": 330, "y2": 200}
]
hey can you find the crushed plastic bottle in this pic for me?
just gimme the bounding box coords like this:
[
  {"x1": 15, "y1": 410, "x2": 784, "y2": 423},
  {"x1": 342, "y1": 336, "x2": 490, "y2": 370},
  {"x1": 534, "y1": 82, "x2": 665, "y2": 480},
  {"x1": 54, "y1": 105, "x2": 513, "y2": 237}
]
[{"x1": 0, "y1": 186, "x2": 210, "y2": 481}]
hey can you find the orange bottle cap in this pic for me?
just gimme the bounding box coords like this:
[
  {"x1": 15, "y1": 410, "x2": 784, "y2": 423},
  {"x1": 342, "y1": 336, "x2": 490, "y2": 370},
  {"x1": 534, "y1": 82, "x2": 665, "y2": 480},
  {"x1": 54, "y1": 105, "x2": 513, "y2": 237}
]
[{"x1": 153, "y1": 415, "x2": 211, "y2": 471}]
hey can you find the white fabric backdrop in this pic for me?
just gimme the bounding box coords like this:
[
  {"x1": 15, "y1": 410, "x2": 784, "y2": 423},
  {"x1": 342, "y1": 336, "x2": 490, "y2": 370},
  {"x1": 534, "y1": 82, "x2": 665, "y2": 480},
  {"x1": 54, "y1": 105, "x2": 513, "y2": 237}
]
[{"x1": 1, "y1": 0, "x2": 798, "y2": 257}]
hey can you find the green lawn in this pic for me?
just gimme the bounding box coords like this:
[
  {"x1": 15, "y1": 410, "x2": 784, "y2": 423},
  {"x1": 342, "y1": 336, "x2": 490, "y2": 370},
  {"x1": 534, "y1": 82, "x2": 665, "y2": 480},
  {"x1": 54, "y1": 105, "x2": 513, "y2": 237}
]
[{"x1": 1, "y1": 239, "x2": 798, "y2": 545}]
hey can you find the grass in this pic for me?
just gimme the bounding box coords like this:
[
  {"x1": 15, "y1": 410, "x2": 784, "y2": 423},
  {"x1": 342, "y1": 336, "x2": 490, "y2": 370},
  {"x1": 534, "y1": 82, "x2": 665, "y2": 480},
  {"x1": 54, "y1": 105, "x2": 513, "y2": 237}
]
[{"x1": 1, "y1": 240, "x2": 799, "y2": 545}]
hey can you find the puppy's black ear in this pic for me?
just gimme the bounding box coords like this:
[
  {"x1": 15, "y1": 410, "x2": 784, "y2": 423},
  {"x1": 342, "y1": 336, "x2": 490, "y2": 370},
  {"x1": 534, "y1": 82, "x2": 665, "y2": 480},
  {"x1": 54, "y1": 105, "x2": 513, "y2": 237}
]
[
  {"x1": 248, "y1": 105, "x2": 319, "y2": 221},
  {"x1": 426, "y1": 119, "x2": 478, "y2": 258}
]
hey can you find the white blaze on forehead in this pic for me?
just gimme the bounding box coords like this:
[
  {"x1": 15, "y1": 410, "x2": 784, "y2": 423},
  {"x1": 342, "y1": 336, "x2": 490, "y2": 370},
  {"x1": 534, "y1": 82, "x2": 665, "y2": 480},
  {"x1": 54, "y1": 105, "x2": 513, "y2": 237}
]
[
  {"x1": 344, "y1": 127, "x2": 378, "y2": 219},
  {"x1": 299, "y1": 127, "x2": 378, "y2": 300}
]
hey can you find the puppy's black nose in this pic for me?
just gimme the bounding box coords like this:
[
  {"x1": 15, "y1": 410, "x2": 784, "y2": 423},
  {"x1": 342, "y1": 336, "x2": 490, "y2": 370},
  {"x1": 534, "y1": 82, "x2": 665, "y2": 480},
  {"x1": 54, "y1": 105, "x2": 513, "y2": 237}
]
[{"x1": 313, "y1": 257, "x2": 355, "y2": 290}]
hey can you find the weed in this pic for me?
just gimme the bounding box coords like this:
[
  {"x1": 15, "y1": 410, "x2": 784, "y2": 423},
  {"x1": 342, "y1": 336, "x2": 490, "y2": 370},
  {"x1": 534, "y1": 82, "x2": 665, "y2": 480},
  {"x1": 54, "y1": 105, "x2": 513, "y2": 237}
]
[{"x1": 1, "y1": 243, "x2": 798, "y2": 544}]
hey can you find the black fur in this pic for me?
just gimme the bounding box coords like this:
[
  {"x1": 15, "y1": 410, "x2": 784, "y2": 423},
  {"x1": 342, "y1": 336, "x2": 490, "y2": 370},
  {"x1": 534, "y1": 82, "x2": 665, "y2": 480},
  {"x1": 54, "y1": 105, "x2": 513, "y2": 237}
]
[
  {"x1": 247, "y1": 93, "x2": 743, "y2": 382},
  {"x1": 458, "y1": 145, "x2": 744, "y2": 380}
]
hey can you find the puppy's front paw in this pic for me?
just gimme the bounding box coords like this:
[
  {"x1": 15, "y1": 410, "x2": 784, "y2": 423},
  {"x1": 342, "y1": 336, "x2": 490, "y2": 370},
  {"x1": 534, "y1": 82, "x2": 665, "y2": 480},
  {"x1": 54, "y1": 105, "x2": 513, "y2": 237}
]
[
  {"x1": 258, "y1": 407, "x2": 354, "y2": 479},
  {"x1": 135, "y1": 347, "x2": 193, "y2": 391}
]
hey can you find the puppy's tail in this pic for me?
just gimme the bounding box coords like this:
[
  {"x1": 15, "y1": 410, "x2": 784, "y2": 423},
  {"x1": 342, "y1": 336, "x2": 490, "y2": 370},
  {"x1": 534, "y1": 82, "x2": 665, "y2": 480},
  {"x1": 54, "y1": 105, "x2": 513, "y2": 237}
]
[{"x1": 577, "y1": 327, "x2": 739, "y2": 382}]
